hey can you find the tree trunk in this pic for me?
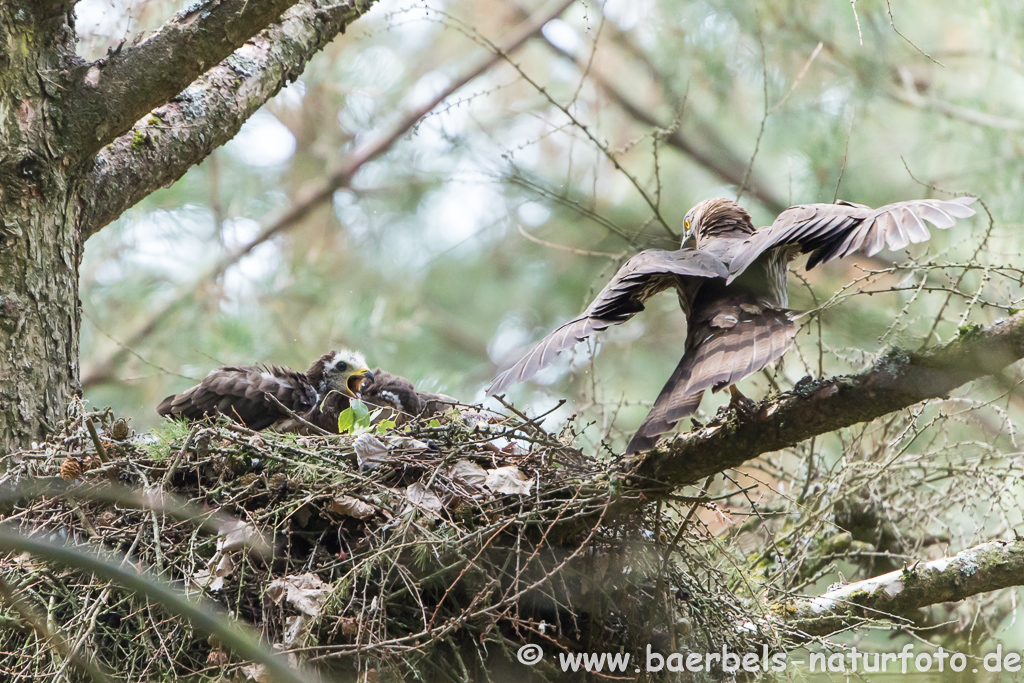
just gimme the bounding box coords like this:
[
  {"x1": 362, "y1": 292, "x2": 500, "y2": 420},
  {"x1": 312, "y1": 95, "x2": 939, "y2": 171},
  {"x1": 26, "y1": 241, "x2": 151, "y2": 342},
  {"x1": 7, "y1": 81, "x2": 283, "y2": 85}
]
[{"x1": 0, "y1": 3, "x2": 81, "y2": 453}]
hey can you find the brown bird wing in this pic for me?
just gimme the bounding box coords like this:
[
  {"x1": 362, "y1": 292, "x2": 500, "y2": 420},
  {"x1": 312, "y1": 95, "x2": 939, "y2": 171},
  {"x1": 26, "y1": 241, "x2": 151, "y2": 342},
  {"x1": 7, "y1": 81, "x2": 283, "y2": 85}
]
[
  {"x1": 727, "y1": 196, "x2": 976, "y2": 280},
  {"x1": 156, "y1": 364, "x2": 318, "y2": 430},
  {"x1": 487, "y1": 248, "x2": 729, "y2": 396},
  {"x1": 625, "y1": 358, "x2": 705, "y2": 455},
  {"x1": 626, "y1": 299, "x2": 797, "y2": 454}
]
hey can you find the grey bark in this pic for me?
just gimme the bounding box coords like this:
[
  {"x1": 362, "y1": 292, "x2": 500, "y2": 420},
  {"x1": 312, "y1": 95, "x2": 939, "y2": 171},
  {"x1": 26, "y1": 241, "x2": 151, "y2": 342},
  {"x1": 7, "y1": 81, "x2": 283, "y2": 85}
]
[
  {"x1": 0, "y1": 4, "x2": 82, "y2": 452},
  {"x1": 783, "y1": 539, "x2": 1024, "y2": 637}
]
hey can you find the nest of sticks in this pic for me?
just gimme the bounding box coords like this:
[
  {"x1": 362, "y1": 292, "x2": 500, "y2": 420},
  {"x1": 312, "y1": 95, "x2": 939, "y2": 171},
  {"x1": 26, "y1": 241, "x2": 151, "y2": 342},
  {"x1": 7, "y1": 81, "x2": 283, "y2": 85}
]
[{"x1": 0, "y1": 398, "x2": 767, "y2": 682}]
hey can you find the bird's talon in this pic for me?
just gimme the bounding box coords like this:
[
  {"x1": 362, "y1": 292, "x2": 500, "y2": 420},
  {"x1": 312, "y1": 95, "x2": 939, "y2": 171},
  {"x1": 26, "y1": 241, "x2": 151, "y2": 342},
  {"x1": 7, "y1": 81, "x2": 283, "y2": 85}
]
[{"x1": 728, "y1": 386, "x2": 757, "y2": 419}]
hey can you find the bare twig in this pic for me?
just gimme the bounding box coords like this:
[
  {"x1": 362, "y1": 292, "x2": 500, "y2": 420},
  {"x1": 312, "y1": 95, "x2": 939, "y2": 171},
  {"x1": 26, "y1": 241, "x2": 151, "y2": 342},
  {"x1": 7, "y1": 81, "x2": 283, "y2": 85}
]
[{"x1": 85, "y1": 419, "x2": 108, "y2": 464}]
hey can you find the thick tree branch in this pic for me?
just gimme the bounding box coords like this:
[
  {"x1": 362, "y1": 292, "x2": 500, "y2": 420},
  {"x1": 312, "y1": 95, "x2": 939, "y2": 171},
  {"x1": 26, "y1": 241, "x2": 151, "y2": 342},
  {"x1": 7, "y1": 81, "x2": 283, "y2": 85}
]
[
  {"x1": 77, "y1": 0, "x2": 376, "y2": 239},
  {"x1": 625, "y1": 312, "x2": 1024, "y2": 491},
  {"x1": 781, "y1": 539, "x2": 1024, "y2": 637},
  {"x1": 79, "y1": 0, "x2": 575, "y2": 387},
  {"x1": 66, "y1": 0, "x2": 313, "y2": 160}
]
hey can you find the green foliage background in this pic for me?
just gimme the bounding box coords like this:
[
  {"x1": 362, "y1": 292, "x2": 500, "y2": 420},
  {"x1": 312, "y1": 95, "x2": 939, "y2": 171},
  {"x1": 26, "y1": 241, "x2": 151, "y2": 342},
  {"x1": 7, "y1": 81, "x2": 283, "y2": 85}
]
[{"x1": 80, "y1": 0, "x2": 1022, "y2": 447}]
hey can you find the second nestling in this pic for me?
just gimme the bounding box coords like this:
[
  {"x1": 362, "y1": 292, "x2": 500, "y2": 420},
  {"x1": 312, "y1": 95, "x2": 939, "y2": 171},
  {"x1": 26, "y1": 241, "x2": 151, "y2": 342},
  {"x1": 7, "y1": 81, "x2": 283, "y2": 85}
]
[{"x1": 157, "y1": 350, "x2": 452, "y2": 433}]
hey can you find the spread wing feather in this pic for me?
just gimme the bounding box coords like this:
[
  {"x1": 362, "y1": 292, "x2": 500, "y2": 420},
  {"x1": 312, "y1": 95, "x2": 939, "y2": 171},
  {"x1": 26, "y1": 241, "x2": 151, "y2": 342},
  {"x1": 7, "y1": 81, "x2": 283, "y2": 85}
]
[
  {"x1": 682, "y1": 309, "x2": 795, "y2": 396},
  {"x1": 727, "y1": 197, "x2": 976, "y2": 281},
  {"x1": 486, "y1": 249, "x2": 729, "y2": 396}
]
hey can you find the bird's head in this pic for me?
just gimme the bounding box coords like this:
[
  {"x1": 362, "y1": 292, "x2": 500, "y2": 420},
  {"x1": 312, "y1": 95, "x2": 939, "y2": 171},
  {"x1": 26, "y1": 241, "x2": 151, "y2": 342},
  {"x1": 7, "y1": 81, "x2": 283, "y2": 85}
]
[
  {"x1": 308, "y1": 350, "x2": 374, "y2": 398},
  {"x1": 683, "y1": 198, "x2": 754, "y2": 247}
]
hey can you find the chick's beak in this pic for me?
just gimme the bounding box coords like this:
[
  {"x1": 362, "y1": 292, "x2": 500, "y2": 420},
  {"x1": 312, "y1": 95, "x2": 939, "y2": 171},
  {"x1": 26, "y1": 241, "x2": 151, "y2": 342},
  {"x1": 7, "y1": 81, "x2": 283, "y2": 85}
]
[{"x1": 346, "y1": 367, "x2": 373, "y2": 397}]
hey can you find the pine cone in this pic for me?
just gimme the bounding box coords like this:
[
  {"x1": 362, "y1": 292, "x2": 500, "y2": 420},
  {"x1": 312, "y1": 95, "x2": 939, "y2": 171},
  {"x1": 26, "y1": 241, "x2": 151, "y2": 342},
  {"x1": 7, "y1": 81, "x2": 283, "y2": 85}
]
[
  {"x1": 109, "y1": 419, "x2": 130, "y2": 441},
  {"x1": 97, "y1": 510, "x2": 118, "y2": 527},
  {"x1": 267, "y1": 472, "x2": 288, "y2": 492},
  {"x1": 60, "y1": 458, "x2": 83, "y2": 481},
  {"x1": 235, "y1": 473, "x2": 260, "y2": 488}
]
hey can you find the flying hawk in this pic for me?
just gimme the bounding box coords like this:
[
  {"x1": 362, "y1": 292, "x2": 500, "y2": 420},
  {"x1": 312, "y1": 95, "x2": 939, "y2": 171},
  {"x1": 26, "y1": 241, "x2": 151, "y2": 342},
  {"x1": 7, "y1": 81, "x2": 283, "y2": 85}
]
[
  {"x1": 487, "y1": 196, "x2": 976, "y2": 454},
  {"x1": 157, "y1": 350, "x2": 374, "y2": 433}
]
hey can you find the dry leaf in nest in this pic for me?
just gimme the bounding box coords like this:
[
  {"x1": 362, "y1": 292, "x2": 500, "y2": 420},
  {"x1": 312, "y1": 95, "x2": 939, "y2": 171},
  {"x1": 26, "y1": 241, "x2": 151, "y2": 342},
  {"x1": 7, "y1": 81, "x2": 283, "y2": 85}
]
[
  {"x1": 283, "y1": 614, "x2": 315, "y2": 648},
  {"x1": 330, "y1": 494, "x2": 376, "y2": 519},
  {"x1": 216, "y1": 520, "x2": 261, "y2": 553},
  {"x1": 354, "y1": 433, "x2": 390, "y2": 471},
  {"x1": 266, "y1": 573, "x2": 332, "y2": 617},
  {"x1": 60, "y1": 458, "x2": 82, "y2": 481},
  {"x1": 484, "y1": 466, "x2": 533, "y2": 495},
  {"x1": 340, "y1": 617, "x2": 359, "y2": 636},
  {"x1": 292, "y1": 504, "x2": 314, "y2": 528},
  {"x1": 404, "y1": 482, "x2": 443, "y2": 513},
  {"x1": 237, "y1": 663, "x2": 269, "y2": 682},
  {"x1": 449, "y1": 460, "x2": 487, "y2": 488},
  {"x1": 191, "y1": 553, "x2": 235, "y2": 592},
  {"x1": 387, "y1": 436, "x2": 429, "y2": 452}
]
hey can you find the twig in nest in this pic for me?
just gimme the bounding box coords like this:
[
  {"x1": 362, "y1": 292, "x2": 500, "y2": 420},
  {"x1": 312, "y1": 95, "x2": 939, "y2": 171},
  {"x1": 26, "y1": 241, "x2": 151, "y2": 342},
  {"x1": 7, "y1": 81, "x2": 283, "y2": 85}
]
[
  {"x1": 265, "y1": 393, "x2": 333, "y2": 436},
  {"x1": 85, "y1": 419, "x2": 108, "y2": 463},
  {"x1": 491, "y1": 395, "x2": 574, "y2": 451}
]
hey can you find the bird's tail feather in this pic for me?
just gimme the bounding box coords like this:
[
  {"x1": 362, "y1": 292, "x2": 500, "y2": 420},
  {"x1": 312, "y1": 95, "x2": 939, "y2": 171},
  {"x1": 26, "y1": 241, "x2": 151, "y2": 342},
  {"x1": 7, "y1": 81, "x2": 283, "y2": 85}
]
[
  {"x1": 624, "y1": 307, "x2": 797, "y2": 455},
  {"x1": 626, "y1": 354, "x2": 704, "y2": 455}
]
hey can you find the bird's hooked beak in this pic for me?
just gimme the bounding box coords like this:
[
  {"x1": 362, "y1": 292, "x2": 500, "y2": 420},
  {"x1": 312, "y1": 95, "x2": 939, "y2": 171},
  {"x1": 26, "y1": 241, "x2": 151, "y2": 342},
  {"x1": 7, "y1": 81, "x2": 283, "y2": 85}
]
[{"x1": 344, "y1": 367, "x2": 374, "y2": 398}]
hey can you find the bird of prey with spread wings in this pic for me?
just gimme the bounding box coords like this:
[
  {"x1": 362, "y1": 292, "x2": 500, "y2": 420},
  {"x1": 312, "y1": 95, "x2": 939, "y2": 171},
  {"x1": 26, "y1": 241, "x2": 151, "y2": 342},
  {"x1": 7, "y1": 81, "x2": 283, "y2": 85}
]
[{"x1": 487, "y1": 196, "x2": 976, "y2": 454}]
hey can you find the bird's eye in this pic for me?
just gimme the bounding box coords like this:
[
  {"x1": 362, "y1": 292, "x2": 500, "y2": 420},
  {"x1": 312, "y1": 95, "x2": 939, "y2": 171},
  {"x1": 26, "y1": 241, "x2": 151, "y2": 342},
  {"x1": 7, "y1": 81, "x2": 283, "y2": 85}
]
[
  {"x1": 336, "y1": 361, "x2": 348, "y2": 371},
  {"x1": 685, "y1": 220, "x2": 691, "y2": 230}
]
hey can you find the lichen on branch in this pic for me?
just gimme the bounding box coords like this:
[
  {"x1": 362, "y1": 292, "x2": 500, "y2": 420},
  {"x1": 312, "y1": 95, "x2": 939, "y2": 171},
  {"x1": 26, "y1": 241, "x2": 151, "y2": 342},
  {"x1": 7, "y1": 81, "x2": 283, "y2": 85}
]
[{"x1": 780, "y1": 539, "x2": 1024, "y2": 637}]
